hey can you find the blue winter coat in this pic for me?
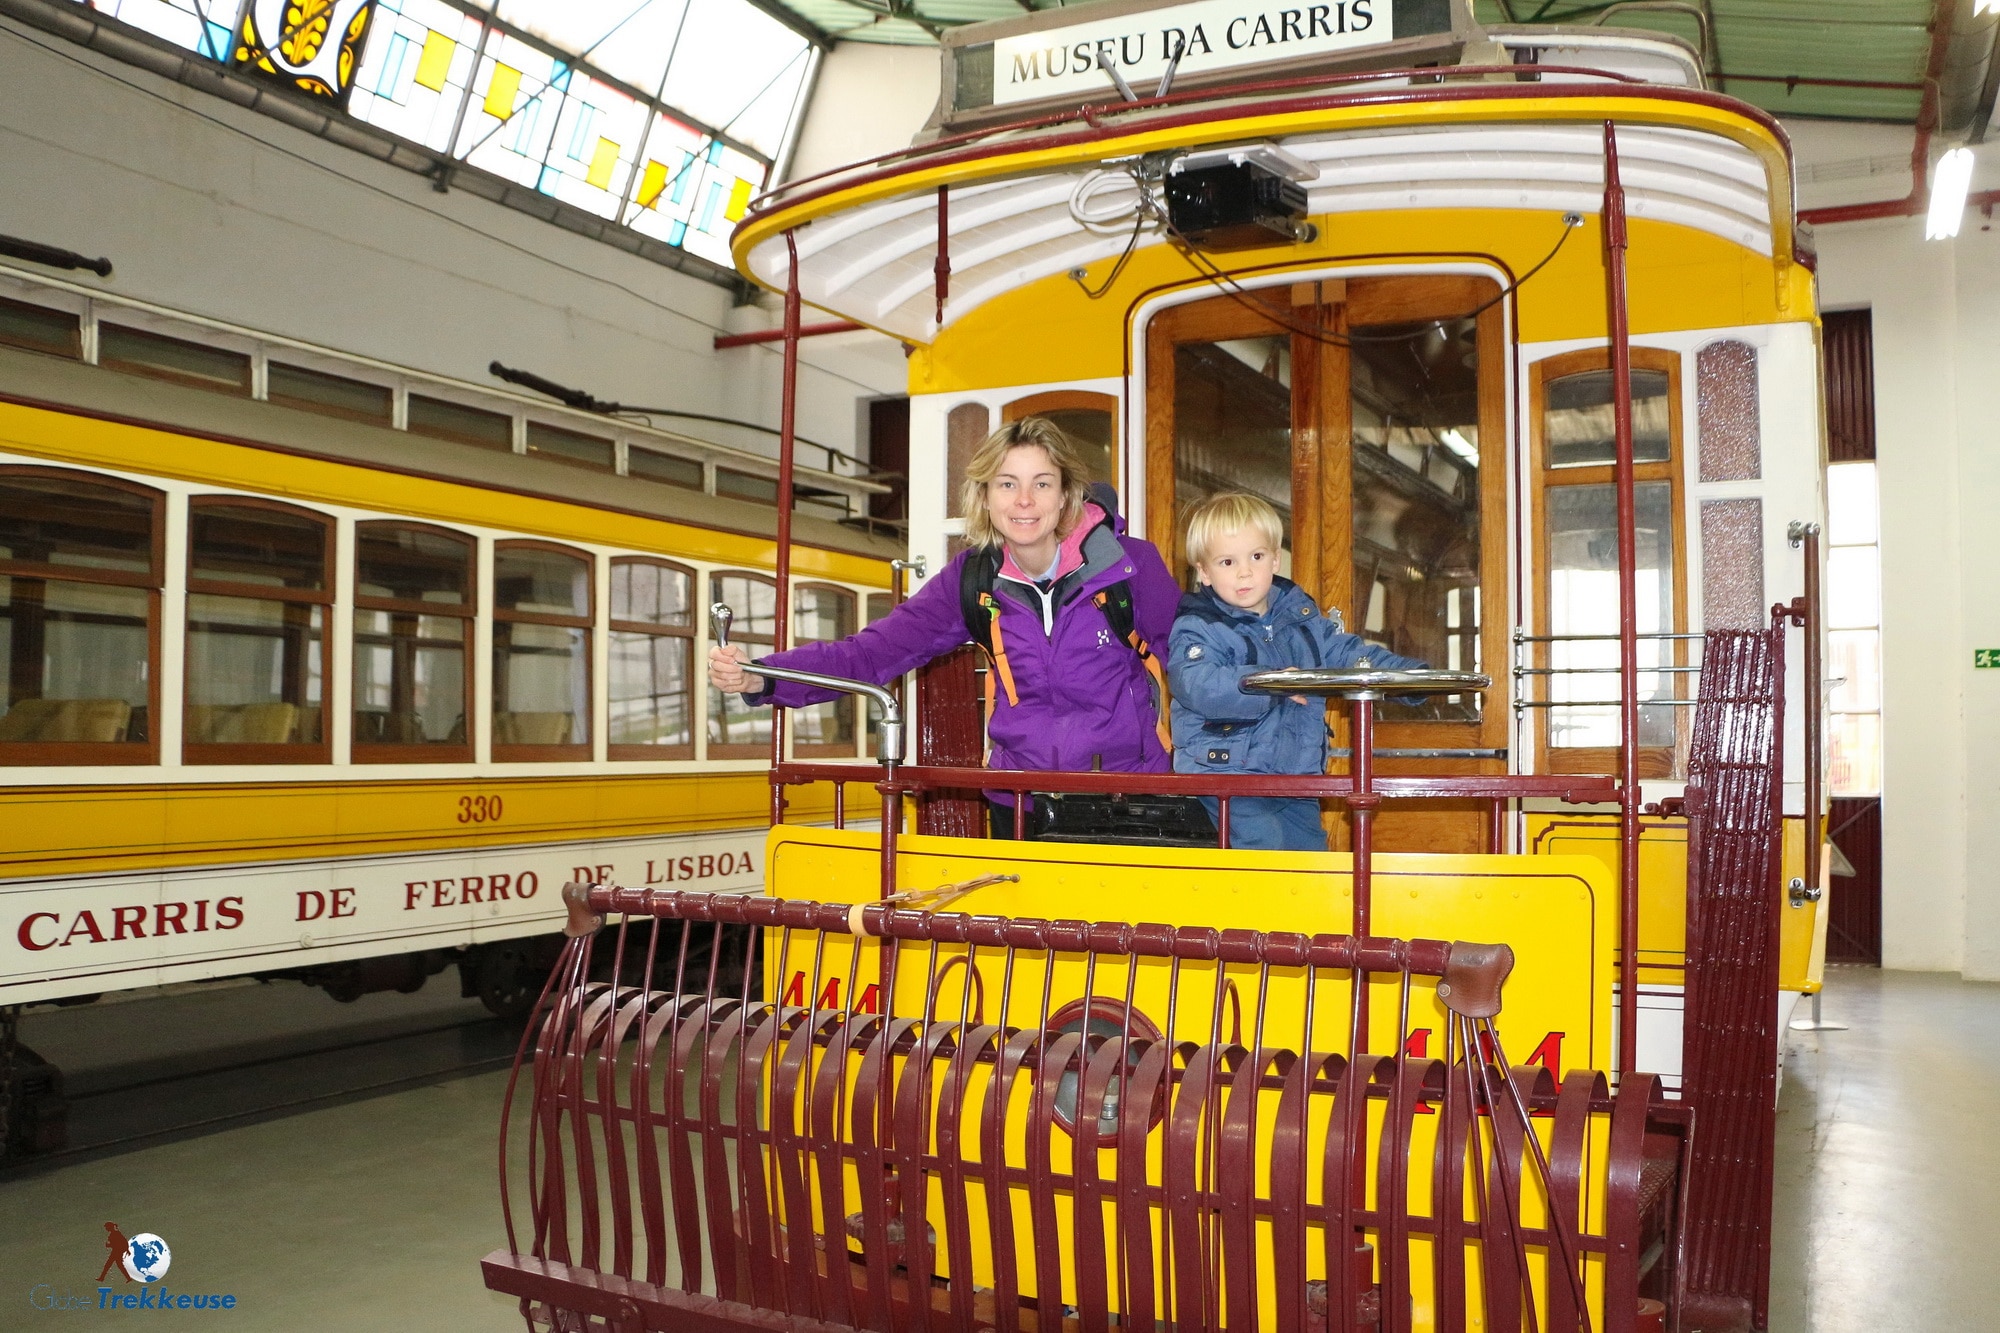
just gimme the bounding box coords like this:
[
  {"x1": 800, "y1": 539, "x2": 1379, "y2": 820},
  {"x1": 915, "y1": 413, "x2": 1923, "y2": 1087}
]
[
  {"x1": 745, "y1": 503, "x2": 1180, "y2": 778},
  {"x1": 1168, "y1": 577, "x2": 1425, "y2": 777}
]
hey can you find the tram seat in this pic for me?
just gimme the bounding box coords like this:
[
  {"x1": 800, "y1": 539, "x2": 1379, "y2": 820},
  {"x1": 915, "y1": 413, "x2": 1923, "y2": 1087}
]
[
  {"x1": 494, "y1": 711, "x2": 573, "y2": 745},
  {"x1": 185, "y1": 702, "x2": 299, "y2": 744},
  {"x1": 0, "y1": 697, "x2": 131, "y2": 742}
]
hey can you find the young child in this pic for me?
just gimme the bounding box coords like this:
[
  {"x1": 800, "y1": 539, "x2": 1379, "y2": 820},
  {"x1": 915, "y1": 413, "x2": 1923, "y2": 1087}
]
[{"x1": 1169, "y1": 492, "x2": 1426, "y2": 851}]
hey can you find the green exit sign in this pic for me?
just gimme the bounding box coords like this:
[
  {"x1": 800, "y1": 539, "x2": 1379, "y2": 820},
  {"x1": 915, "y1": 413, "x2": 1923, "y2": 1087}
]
[{"x1": 1979, "y1": 650, "x2": 2000, "y2": 669}]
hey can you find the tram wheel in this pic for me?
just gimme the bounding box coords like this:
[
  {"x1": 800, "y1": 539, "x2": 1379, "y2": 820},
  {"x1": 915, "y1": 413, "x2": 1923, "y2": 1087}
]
[{"x1": 467, "y1": 941, "x2": 555, "y2": 1021}]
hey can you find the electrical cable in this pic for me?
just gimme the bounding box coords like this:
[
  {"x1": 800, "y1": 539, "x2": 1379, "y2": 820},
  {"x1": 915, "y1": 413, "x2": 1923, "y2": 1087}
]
[{"x1": 1067, "y1": 157, "x2": 1583, "y2": 345}]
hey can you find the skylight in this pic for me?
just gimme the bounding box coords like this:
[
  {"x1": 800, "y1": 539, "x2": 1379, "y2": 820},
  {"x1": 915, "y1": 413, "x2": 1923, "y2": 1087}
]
[{"x1": 74, "y1": 0, "x2": 820, "y2": 271}]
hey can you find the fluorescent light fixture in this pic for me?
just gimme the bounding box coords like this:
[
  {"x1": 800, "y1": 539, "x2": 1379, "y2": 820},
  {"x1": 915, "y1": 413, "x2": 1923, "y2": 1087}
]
[
  {"x1": 1439, "y1": 428, "x2": 1480, "y2": 465},
  {"x1": 1927, "y1": 147, "x2": 1975, "y2": 239}
]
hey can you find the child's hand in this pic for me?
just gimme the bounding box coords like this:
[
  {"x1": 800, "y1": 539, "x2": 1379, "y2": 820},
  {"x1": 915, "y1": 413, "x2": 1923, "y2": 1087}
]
[{"x1": 1289, "y1": 694, "x2": 1310, "y2": 706}]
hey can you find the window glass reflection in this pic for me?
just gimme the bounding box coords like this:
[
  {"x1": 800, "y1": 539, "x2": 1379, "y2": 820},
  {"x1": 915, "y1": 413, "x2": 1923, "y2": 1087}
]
[
  {"x1": 1544, "y1": 369, "x2": 1671, "y2": 468},
  {"x1": 1546, "y1": 481, "x2": 1678, "y2": 748},
  {"x1": 610, "y1": 560, "x2": 692, "y2": 754},
  {"x1": 0, "y1": 575, "x2": 150, "y2": 743},
  {"x1": 353, "y1": 611, "x2": 466, "y2": 745},
  {"x1": 185, "y1": 596, "x2": 323, "y2": 744}
]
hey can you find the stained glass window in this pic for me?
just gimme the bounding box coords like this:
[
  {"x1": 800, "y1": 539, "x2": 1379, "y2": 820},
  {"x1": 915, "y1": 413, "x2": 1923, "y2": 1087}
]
[{"x1": 70, "y1": 0, "x2": 817, "y2": 272}]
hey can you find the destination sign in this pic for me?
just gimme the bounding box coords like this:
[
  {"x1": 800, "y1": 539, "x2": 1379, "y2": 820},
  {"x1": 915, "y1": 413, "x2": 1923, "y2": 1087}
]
[{"x1": 989, "y1": 0, "x2": 1397, "y2": 107}]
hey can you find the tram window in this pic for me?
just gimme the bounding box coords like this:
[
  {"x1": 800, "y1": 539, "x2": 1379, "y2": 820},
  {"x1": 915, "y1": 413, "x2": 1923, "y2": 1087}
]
[
  {"x1": 792, "y1": 584, "x2": 857, "y2": 757},
  {"x1": 1543, "y1": 369, "x2": 1672, "y2": 468},
  {"x1": 1169, "y1": 336, "x2": 1294, "y2": 574},
  {"x1": 1532, "y1": 349, "x2": 1686, "y2": 777},
  {"x1": 608, "y1": 558, "x2": 694, "y2": 760},
  {"x1": 628, "y1": 446, "x2": 703, "y2": 490},
  {"x1": 492, "y1": 542, "x2": 592, "y2": 760},
  {"x1": 707, "y1": 570, "x2": 775, "y2": 758},
  {"x1": 352, "y1": 522, "x2": 473, "y2": 762},
  {"x1": 0, "y1": 468, "x2": 161, "y2": 763},
  {"x1": 1349, "y1": 315, "x2": 1484, "y2": 722},
  {"x1": 267, "y1": 362, "x2": 393, "y2": 425},
  {"x1": 863, "y1": 592, "x2": 893, "y2": 756},
  {"x1": 0, "y1": 296, "x2": 81, "y2": 360},
  {"x1": 98, "y1": 324, "x2": 251, "y2": 396},
  {"x1": 183, "y1": 502, "x2": 332, "y2": 762},
  {"x1": 1003, "y1": 391, "x2": 1118, "y2": 490},
  {"x1": 525, "y1": 423, "x2": 614, "y2": 471},
  {"x1": 407, "y1": 394, "x2": 513, "y2": 452},
  {"x1": 715, "y1": 468, "x2": 778, "y2": 505}
]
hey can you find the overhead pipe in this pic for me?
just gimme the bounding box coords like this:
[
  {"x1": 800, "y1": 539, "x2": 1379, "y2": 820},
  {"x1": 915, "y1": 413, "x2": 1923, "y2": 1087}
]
[
  {"x1": 1798, "y1": 0, "x2": 1982, "y2": 227},
  {"x1": 713, "y1": 321, "x2": 863, "y2": 348}
]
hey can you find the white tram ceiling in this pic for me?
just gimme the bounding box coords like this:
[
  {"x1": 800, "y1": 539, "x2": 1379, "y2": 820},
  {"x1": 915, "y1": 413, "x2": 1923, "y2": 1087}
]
[{"x1": 745, "y1": 122, "x2": 1778, "y2": 342}]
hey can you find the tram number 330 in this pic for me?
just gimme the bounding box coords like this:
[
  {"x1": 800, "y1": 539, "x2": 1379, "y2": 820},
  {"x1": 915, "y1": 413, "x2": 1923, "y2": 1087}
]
[{"x1": 458, "y1": 794, "x2": 505, "y2": 824}]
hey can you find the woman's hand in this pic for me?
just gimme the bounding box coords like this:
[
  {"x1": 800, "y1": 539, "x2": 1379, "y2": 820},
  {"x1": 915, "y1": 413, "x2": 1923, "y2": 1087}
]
[{"x1": 708, "y1": 644, "x2": 765, "y2": 696}]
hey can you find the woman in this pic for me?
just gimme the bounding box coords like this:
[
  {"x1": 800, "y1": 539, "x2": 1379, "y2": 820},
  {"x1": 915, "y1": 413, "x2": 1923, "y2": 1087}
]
[{"x1": 708, "y1": 417, "x2": 1180, "y2": 829}]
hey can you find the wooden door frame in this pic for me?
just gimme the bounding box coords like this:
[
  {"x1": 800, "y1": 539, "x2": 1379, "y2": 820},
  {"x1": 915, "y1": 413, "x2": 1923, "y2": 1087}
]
[{"x1": 1526, "y1": 344, "x2": 1690, "y2": 778}]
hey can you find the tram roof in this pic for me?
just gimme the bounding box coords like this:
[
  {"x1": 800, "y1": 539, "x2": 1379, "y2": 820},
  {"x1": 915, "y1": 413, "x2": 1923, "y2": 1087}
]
[{"x1": 732, "y1": 76, "x2": 1799, "y2": 345}]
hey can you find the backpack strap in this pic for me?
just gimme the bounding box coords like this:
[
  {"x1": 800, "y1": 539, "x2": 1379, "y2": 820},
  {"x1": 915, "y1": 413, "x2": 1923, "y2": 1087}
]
[{"x1": 1093, "y1": 582, "x2": 1173, "y2": 753}]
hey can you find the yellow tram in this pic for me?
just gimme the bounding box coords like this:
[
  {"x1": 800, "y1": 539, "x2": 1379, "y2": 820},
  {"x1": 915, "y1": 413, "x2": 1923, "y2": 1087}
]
[
  {"x1": 0, "y1": 306, "x2": 896, "y2": 1017},
  {"x1": 487, "y1": 3, "x2": 1833, "y2": 1331}
]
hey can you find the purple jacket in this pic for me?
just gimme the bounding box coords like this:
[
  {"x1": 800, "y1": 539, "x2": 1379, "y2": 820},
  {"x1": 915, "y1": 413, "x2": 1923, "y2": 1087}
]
[{"x1": 746, "y1": 505, "x2": 1180, "y2": 776}]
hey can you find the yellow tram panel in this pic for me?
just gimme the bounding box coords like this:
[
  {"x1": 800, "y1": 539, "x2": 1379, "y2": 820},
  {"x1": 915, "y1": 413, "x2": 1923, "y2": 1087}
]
[
  {"x1": 1526, "y1": 812, "x2": 1822, "y2": 992},
  {"x1": 0, "y1": 399, "x2": 889, "y2": 587},
  {"x1": 0, "y1": 773, "x2": 817, "y2": 880},
  {"x1": 768, "y1": 826, "x2": 1616, "y2": 1086},
  {"x1": 765, "y1": 828, "x2": 1619, "y2": 1325},
  {"x1": 908, "y1": 212, "x2": 1810, "y2": 396}
]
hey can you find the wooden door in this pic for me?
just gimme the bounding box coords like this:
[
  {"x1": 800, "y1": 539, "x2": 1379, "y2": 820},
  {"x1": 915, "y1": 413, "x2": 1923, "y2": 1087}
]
[{"x1": 1146, "y1": 278, "x2": 1509, "y2": 853}]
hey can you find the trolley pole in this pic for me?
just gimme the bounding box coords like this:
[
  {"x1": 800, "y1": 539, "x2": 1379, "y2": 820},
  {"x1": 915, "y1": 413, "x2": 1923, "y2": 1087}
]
[
  {"x1": 1604, "y1": 122, "x2": 1643, "y2": 1079},
  {"x1": 771, "y1": 230, "x2": 801, "y2": 826}
]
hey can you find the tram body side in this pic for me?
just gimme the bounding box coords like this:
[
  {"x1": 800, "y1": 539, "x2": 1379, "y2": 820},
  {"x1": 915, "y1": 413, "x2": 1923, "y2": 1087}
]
[
  {"x1": 890, "y1": 156, "x2": 1827, "y2": 1028},
  {"x1": 0, "y1": 398, "x2": 888, "y2": 1010}
]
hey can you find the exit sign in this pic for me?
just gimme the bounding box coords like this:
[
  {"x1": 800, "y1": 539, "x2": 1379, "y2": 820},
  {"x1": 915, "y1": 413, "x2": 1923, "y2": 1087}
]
[{"x1": 1978, "y1": 649, "x2": 2000, "y2": 668}]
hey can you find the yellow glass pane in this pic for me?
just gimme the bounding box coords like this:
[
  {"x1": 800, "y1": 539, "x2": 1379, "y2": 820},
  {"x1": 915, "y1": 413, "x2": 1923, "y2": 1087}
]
[
  {"x1": 483, "y1": 63, "x2": 521, "y2": 120},
  {"x1": 413, "y1": 30, "x2": 457, "y2": 92},
  {"x1": 586, "y1": 137, "x2": 621, "y2": 190},
  {"x1": 637, "y1": 160, "x2": 670, "y2": 210},
  {"x1": 724, "y1": 177, "x2": 754, "y2": 222}
]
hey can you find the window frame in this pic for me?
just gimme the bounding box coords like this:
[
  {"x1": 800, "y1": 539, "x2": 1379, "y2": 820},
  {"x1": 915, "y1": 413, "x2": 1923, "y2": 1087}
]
[
  {"x1": 706, "y1": 568, "x2": 777, "y2": 761},
  {"x1": 183, "y1": 496, "x2": 336, "y2": 766},
  {"x1": 351, "y1": 519, "x2": 477, "y2": 765},
  {"x1": 791, "y1": 581, "x2": 859, "y2": 759},
  {"x1": 97, "y1": 322, "x2": 252, "y2": 397},
  {"x1": 607, "y1": 555, "x2": 697, "y2": 762},
  {"x1": 491, "y1": 538, "x2": 595, "y2": 763},
  {"x1": 1003, "y1": 389, "x2": 1120, "y2": 491},
  {"x1": 0, "y1": 465, "x2": 164, "y2": 766},
  {"x1": 1528, "y1": 345, "x2": 1690, "y2": 779}
]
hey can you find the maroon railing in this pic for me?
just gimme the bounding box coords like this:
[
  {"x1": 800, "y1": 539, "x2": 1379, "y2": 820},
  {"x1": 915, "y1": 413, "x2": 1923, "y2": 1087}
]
[{"x1": 483, "y1": 887, "x2": 1688, "y2": 1332}]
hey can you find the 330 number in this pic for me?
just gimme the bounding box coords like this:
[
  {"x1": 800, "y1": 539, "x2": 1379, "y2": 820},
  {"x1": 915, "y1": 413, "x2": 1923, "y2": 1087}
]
[{"x1": 458, "y1": 794, "x2": 504, "y2": 824}]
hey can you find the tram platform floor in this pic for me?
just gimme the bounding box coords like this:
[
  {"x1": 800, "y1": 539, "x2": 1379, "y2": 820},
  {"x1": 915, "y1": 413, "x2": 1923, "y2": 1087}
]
[{"x1": 0, "y1": 965, "x2": 1993, "y2": 1330}]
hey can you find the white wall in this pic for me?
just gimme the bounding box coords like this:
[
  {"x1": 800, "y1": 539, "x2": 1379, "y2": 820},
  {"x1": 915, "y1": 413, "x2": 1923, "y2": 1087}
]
[
  {"x1": 1788, "y1": 118, "x2": 1999, "y2": 975},
  {"x1": 0, "y1": 21, "x2": 907, "y2": 463},
  {"x1": 784, "y1": 42, "x2": 941, "y2": 186}
]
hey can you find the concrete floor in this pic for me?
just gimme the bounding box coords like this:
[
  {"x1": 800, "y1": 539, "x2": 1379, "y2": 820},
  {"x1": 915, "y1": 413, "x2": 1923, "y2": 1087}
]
[
  {"x1": 1768, "y1": 965, "x2": 2000, "y2": 1333},
  {"x1": 2, "y1": 965, "x2": 1994, "y2": 1330}
]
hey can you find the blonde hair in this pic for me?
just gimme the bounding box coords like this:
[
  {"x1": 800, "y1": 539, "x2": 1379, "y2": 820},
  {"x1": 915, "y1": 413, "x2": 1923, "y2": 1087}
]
[
  {"x1": 959, "y1": 417, "x2": 1093, "y2": 549},
  {"x1": 1183, "y1": 491, "x2": 1284, "y2": 567}
]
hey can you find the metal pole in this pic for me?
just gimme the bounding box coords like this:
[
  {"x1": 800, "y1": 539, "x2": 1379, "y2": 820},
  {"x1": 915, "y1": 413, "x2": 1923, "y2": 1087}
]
[
  {"x1": 1796, "y1": 521, "x2": 1825, "y2": 906},
  {"x1": 771, "y1": 230, "x2": 801, "y2": 825},
  {"x1": 1350, "y1": 696, "x2": 1379, "y2": 1047},
  {"x1": 1604, "y1": 121, "x2": 1643, "y2": 1078}
]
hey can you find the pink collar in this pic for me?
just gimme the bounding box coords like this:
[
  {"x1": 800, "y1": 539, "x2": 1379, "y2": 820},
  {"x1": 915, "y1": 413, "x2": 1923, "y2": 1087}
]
[{"x1": 998, "y1": 502, "x2": 1104, "y2": 584}]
